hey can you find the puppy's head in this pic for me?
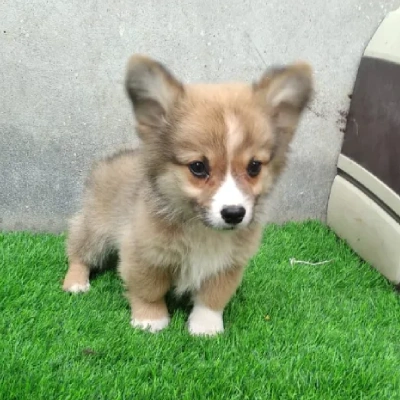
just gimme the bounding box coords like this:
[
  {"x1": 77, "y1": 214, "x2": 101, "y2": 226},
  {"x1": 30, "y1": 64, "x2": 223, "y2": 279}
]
[{"x1": 126, "y1": 55, "x2": 312, "y2": 229}]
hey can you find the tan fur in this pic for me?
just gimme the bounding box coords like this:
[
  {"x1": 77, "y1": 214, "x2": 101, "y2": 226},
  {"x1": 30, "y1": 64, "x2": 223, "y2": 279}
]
[
  {"x1": 63, "y1": 55, "x2": 313, "y2": 336},
  {"x1": 62, "y1": 262, "x2": 90, "y2": 292},
  {"x1": 197, "y1": 266, "x2": 245, "y2": 311}
]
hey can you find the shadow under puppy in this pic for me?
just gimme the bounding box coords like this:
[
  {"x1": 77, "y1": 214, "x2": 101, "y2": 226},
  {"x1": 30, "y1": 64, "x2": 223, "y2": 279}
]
[{"x1": 63, "y1": 55, "x2": 313, "y2": 336}]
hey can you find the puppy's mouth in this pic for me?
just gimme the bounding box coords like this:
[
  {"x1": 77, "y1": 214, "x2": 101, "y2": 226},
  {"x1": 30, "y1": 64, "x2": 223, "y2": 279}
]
[
  {"x1": 200, "y1": 211, "x2": 250, "y2": 231},
  {"x1": 204, "y1": 221, "x2": 238, "y2": 231},
  {"x1": 192, "y1": 203, "x2": 252, "y2": 230}
]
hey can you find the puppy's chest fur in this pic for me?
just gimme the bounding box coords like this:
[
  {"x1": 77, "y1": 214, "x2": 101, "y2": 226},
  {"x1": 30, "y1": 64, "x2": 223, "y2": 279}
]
[
  {"x1": 174, "y1": 229, "x2": 237, "y2": 294},
  {"x1": 132, "y1": 220, "x2": 259, "y2": 295}
]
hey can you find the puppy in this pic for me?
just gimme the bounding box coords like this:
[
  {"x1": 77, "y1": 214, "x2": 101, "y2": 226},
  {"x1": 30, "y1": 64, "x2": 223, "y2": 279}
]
[{"x1": 62, "y1": 55, "x2": 312, "y2": 336}]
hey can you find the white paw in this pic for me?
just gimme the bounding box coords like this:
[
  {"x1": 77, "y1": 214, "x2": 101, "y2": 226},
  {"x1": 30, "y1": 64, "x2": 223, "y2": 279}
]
[
  {"x1": 131, "y1": 316, "x2": 170, "y2": 333},
  {"x1": 188, "y1": 305, "x2": 224, "y2": 336},
  {"x1": 64, "y1": 282, "x2": 91, "y2": 293}
]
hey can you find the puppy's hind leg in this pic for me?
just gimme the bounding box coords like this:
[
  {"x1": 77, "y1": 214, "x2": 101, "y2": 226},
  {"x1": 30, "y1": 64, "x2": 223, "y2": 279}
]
[{"x1": 63, "y1": 214, "x2": 109, "y2": 294}]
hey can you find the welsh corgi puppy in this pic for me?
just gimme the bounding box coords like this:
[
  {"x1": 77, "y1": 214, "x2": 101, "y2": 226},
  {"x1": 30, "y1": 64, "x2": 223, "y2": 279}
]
[{"x1": 62, "y1": 55, "x2": 312, "y2": 336}]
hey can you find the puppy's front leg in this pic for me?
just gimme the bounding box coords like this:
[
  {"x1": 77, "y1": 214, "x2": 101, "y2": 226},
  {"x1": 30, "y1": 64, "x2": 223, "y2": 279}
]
[
  {"x1": 189, "y1": 265, "x2": 244, "y2": 336},
  {"x1": 119, "y1": 257, "x2": 172, "y2": 333}
]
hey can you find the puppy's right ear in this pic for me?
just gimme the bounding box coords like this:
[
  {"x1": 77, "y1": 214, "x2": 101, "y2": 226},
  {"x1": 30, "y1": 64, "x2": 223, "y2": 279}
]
[{"x1": 125, "y1": 55, "x2": 184, "y2": 132}]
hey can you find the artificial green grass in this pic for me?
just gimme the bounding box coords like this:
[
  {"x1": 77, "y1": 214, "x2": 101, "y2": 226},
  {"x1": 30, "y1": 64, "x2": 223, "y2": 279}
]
[{"x1": 1, "y1": 221, "x2": 400, "y2": 400}]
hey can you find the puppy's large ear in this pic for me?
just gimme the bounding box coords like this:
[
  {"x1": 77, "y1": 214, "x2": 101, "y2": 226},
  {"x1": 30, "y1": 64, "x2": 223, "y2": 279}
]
[
  {"x1": 125, "y1": 55, "x2": 184, "y2": 133},
  {"x1": 254, "y1": 62, "x2": 313, "y2": 141}
]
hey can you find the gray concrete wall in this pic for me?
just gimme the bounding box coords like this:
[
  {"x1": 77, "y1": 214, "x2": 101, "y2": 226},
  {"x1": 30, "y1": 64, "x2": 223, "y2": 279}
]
[{"x1": 1, "y1": 0, "x2": 399, "y2": 232}]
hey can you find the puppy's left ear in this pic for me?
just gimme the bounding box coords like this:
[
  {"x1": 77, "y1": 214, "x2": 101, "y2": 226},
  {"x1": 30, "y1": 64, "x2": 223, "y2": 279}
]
[
  {"x1": 125, "y1": 54, "x2": 184, "y2": 135},
  {"x1": 254, "y1": 62, "x2": 313, "y2": 139}
]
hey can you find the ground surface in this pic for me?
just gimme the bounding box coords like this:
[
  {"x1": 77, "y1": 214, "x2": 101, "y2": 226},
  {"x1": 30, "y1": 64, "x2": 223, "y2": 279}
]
[{"x1": 1, "y1": 221, "x2": 400, "y2": 399}]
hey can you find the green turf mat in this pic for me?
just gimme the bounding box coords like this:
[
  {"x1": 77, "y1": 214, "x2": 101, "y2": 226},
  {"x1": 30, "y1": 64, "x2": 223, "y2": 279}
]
[{"x1": 1, "y1": 221, "x2": 399, "y2": 399}]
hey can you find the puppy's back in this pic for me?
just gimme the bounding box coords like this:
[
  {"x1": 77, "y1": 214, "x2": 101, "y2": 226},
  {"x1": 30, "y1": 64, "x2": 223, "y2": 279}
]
[{"x1": 80, "y1": 148, "x2": 142, "y2": 234}]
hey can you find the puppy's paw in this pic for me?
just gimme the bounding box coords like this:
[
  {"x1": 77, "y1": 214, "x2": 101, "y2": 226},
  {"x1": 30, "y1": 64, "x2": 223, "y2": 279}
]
[
  {"x1": 131, "y1": 316, "x2": 170, "y2": 333},
  {"x1": 188, "y1": 305, "x2": 224, "y2": 336},
  {"x1": 63, "y1": 281, "x2": 91, "y2": 293},
  {"x1": 62, "y1": 262, "x2": 90, "y2": 294}
]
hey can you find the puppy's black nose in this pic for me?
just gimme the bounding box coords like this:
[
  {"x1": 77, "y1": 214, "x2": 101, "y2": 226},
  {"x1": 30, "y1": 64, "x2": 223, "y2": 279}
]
[{"x1": 220, "y1": 206, "x2": 246, "y2": 225}]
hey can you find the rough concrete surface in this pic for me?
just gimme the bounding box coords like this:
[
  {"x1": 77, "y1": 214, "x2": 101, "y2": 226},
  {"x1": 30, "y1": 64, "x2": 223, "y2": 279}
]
[{"x1": 1, "y1": 0, "x2": 399, "y2": 232}]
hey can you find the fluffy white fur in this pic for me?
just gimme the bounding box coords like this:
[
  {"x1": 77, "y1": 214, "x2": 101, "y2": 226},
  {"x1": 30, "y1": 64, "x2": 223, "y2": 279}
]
[
  {"x1": 209, "y1": 171, "x2": 253, "y2": 229},
  {"x1": 188, "y1": 304, "x2": 224, "y2": 336},
  {"x1": 131, "y1": 317, "x2": 170, "y2": 333}
]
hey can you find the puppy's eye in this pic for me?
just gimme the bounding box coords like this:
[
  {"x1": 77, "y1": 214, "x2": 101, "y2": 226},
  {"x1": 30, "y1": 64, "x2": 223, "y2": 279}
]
[
  {"x1": 247, "y1": 160, "x2": 262, "y2": 177},
  {"x1": 189, "y1": 161, "x2": 208, "y2": 178}
]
